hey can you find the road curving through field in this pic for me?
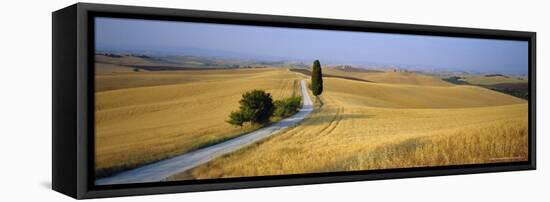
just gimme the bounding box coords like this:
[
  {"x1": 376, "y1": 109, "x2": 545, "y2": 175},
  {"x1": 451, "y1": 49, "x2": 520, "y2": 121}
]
[{"x1": 96, "y1": 79, "x2": 313, "y2": 185}]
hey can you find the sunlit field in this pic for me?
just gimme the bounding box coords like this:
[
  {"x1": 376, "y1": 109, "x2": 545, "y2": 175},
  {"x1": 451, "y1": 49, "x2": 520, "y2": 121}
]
[
  {"x1": 95, "y1": 64, "x2": 302, "y2": 177},
  {"x1": 170, "y1": 76, "x2": 527, "y2": 180}
]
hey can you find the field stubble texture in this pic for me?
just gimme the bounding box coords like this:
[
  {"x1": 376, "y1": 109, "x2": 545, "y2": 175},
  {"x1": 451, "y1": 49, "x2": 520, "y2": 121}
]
[
  {"x1": 94, "y1": 63, "x2": 528, "y2": 180},
  {"x1": 178, "y1": 77, "x2": 528, "y2": 179},
  {"x1": 95, "y1": 67, "x2": 303, "y2": 177}
]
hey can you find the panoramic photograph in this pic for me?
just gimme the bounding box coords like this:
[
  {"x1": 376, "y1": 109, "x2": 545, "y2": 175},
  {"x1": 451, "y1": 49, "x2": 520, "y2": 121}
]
[{"x1": 93, "y1": 17, "x2": 529, "y2": 185}]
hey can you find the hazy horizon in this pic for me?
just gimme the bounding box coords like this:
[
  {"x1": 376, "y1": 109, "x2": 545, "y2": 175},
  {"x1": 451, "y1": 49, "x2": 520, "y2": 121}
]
[{"x1": 95, "y1": 17, "x2": 529, "y2": 75}]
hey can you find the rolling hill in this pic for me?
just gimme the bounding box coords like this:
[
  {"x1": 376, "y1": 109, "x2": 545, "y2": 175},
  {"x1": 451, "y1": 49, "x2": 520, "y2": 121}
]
[
  {"x1": 95, "y1": 68, "x2": 304, "y2": 177},
  {"x1": 323, "y1": 67, "x2": 453, "y2": 87},
  {"x1": 175, "y1": 77, "x2": 528, "y2": 180},
  {"x1": 93, "y1": 57, "x2": 528, "y2": 180}
]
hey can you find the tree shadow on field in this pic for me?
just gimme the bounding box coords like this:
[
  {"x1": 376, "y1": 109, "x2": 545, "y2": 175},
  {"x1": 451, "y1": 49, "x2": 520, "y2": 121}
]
[{"x1": 299, "y1": 113, "x2": 375, "y2": 126}]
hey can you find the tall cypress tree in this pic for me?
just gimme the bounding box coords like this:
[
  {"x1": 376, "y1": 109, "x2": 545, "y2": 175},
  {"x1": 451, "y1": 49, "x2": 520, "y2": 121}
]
[{"x1": 311, "y1": 60, "x2": 323, "y2": 96}]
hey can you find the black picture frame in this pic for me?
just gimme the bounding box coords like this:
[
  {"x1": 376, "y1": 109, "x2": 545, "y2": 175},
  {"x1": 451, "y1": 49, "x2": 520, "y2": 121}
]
[{"x1": 52, "y1": 3, "x2": 536, "y2": 199}]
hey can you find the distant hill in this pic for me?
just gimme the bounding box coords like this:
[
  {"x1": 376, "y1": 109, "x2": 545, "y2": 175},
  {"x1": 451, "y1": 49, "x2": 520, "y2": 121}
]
[
  {"x1": 323, "y1": 67, "x2": 452, "y2": 87},
  {"x1": 440, "y1": 74, "x2": 529, "y2": 100},
  {"x1": 484, "y1": 74, "x2": 509, "y2": 78},
  {"x1": 289, "y1": 68, "x2": 372, "y2": 83},
  {"x1": 96, "y1": 53, "x2": 312, "y2": 72},
  {"x1": 330, "y1": 65, "x2": 383, "y2": 73},
  {"x1": 323, "y1": 76, "x2": 525, "y2": 108}
]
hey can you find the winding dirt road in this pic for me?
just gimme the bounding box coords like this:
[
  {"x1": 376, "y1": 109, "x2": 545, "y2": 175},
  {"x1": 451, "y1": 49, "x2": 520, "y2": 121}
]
[{"x1": 96, "y1": 79, "x2": 313, "y2": 185}]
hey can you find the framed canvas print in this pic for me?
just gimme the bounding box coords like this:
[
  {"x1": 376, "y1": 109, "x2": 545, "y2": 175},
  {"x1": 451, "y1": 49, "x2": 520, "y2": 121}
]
[{"x1": 52, "y1": 3, "x2": 536, "y2": 199}]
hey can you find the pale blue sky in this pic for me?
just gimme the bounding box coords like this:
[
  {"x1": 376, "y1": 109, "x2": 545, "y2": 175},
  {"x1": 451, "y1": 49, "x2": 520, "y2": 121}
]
[{"x1": 95, "y1": 17, "x2": 528, "y2": 74}]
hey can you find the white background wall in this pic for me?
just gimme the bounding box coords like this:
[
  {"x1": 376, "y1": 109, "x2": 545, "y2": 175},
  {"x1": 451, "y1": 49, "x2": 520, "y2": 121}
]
[{"x1": 0, "y1": 0, "x2": 547, "y2": 201}]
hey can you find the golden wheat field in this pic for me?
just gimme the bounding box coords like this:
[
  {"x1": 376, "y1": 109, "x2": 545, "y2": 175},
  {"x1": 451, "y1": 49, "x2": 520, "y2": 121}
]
[
  {"x1": 170, "y1": 76, "x2": 528, "y2": 180},
  {"x1": 95, "y1": 66, "x2": 303, "y2": 177},
  {"x1": 95, "y1": 60, "x2": 528, "y2": 180},
  {"x1": 323, "y1": 67, "x2": 453, "y2": 86}
]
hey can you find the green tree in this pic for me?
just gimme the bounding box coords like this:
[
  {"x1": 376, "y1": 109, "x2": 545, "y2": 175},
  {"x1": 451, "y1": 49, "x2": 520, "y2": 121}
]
[
  {"x1": 227, "y1": 111, "x2": 246, "y2": 127},
  {"x1": 227, "y1": 90, "x2": 274, "y2": 126},
  {"x1": 311, "y1": 60, "x2": 323, "y2": 96},
  {"x1": 273, "y1": 96, "x2": 302, "y2": 118}
]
